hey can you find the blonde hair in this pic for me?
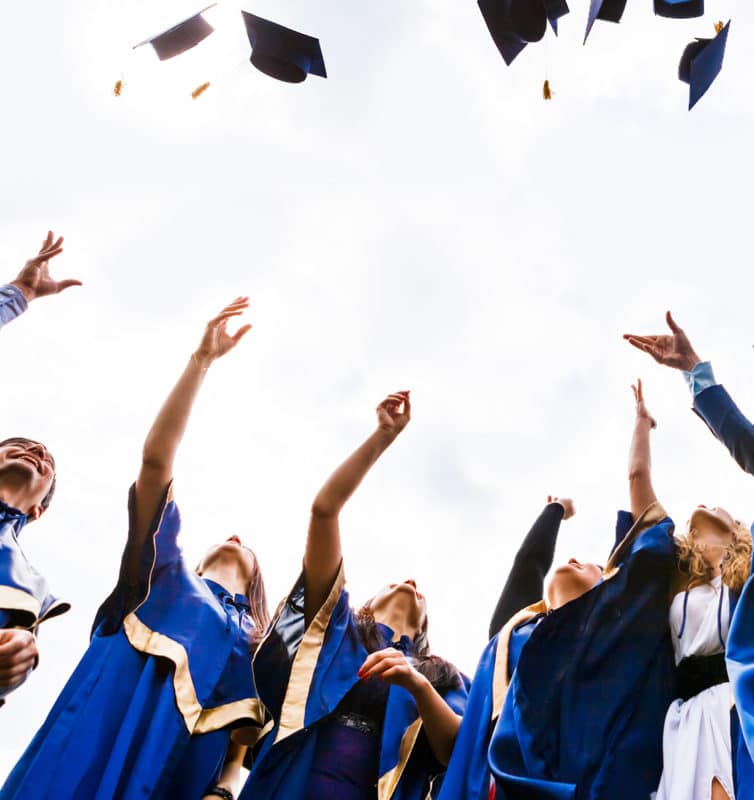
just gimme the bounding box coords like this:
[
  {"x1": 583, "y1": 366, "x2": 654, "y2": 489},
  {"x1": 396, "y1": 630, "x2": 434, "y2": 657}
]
[{"x1": 676, "y1": 519, "x2": 752, "y2": 594}]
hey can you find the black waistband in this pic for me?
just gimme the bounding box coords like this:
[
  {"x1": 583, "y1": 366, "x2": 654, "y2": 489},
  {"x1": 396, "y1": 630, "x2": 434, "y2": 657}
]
[{"x1": 676, "y1": 653, "x2": 728, "y2": 701}]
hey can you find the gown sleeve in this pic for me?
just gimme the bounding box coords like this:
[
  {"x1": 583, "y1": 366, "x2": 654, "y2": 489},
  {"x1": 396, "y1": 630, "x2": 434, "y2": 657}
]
[
  {"x1": 90, "y1": 482, "x2": 181, "y2": 636},
  {"x1": 694, "y1": 384, "x2": 754, "y2": 477},
  {"x1": 488, "y1": 502, "x2": 565, "y2": 639}
]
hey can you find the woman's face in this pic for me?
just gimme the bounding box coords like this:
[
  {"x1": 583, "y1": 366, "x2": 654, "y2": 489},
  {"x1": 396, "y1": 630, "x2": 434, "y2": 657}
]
[
  {"x1": 199, "y1": 535, "x2": 257, "y2": 582},
  {"x1": 546, "y1": 559, "x2": 603, "y2": 607},
  {"x1": 369, "y1": 579, "x2": 428, "y2": 635},
  {"x1": 688, "y1": 505, "x2": 736, "y2": 560}
]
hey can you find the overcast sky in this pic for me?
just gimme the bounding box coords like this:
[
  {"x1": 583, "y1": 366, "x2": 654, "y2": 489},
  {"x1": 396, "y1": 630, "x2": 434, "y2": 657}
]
[{"x1": 1, "y1": 0, "x2": 753, "y2": 777}]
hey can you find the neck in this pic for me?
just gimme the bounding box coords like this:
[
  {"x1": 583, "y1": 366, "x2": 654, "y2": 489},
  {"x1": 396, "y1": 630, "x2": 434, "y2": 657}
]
[
  {"x1": 0, "y1": 476, "x2": 32, "y2": 517},
  {"x1": 548, "y1": 587, "x2": 579, "y2": 611},
  {"x1": 201, "y1": 561, "x2": 247, "y2": 597},
  {"x1": 373, "y1": 601, "x2": 417, "y2": 641}
]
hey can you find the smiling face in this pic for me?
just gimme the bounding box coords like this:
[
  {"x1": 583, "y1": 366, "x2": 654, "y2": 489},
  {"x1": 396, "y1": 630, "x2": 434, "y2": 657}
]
[
  {"x1": 0, "y1": 438, "x2": 56, "y2": 518},
  {"x1": 546, "y1": 558, "x2": 603, "y2": 609},
  {"x1": 368, "y1": 578, "x2": 428, "y2": 638}
]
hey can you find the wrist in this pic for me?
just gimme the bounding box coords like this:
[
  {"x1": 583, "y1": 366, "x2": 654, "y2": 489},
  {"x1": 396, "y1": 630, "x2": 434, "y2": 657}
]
[
  {"x1": 679, "y1": 352, "x2": 702, "y2": 372},
  {"x1": 410, "y1": 670, "x2": 432, "y2": 699},
  {"x1": 191, "y1": 350, "x2": 214, "y2": 371},
  {"x1": 9, "y1": 281, "x2": 34, "y2": 302}
]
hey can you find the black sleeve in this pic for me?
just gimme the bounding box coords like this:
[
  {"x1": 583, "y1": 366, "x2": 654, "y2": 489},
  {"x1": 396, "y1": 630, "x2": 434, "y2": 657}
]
[{"x1": 488, "y1": 503, "x2": 565, "y2": 639}]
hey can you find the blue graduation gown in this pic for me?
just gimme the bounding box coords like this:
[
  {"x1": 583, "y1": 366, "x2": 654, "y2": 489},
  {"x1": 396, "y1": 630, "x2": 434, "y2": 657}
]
[
  {"x1": 488, "y1": 503, "x2": 676, "y2": 800},
  {"x1": 439, "y1": 504, "x2": 565, "y2": 800},
  {"x1": 2, "y1": 483, "x2": 264, "y2": 800},
  {"x1": 0, "y1": 499, "x2": 68, "y2": 632},
  {"x1": 241, "y1": 564, "x2": 469, "y2": 800},
  {"x1": 694, "y1": 383, "x2": 754, "y2": 798}
]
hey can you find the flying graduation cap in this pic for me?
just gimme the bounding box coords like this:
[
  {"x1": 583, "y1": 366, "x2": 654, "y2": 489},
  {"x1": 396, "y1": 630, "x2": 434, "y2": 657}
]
[
  {"x1": 584, "y1": 0, "x2": 628, "y2": 44},
  {"x1": 679, "y1": 20, "x2": 730, "y2": 110},
  {"x1": 478, "y1": 0, "x2": 569, "y2": 67},
  {"x1": 133, "y1": 4, "x2": 218, "y2": 61},
  {"x1": 654, "y1": 0, "x2": 703, "y2": 19},
  {"x1": 241, "y1": 12, "x2": 326, "y2": 83}
]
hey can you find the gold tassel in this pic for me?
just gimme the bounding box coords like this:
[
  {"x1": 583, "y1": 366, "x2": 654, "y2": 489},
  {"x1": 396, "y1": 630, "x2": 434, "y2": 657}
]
[
  {"x1": 543, "y1": 79, "x2": 552, "y2": 100},
  {"x1": 113, "y1": 79, "x2": 123, "y2": 97},
  {"x1": 714, "y1": 20, "x2": 724, "y2": 34},
  {"x1": 191, "y1": 81, "x2": 211, "y2": 100}
]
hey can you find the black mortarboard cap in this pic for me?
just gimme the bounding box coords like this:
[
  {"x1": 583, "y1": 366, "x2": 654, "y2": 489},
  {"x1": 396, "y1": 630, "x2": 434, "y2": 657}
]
[
  {"x1": 584, "y1": 0, "x2": 628, "y2": 43},
  {"x1": 679, "y1": 20, "x2": 730, "y2": 110},
  {"x1": 134, "y1": 4, "x2": 217, "y2": 61},
  {"x1": 478, "y1": 0, "x2": 568, "y2": 67},
  {"x1": 655, "y1": 0, "x2": 703, "y2": 19},
  {"x1": 241, "y1": 12, "x2": 326, "y2": 83}
]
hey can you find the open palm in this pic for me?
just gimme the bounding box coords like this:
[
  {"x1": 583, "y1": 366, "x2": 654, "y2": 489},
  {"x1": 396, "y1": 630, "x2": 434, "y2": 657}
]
[
  {"x1": 195, "y1": 297, "x2": 252, "y2": 365},
  {"x1": 12, "y1": 231, "x2": 82, "y2": 301},
  {"x1": 624, "y1": 312, "x2": 700, "y2": 372}
]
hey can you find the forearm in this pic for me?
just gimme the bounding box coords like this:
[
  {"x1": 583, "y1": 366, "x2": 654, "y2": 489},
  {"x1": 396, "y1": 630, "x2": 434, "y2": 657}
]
[
  {"x1": 0, "y1": 284, "x2": 28, "y2": 328},
  {"x1": 489, "y1": 503, "x2": 563, "y2": 638},
  {"x1": 310, "y1": 428, "x2": 396, "y2": 518},
  {"x1": 628, "y1": 415, "x2": 657, "y2": 519},
  {"x1": 206, "y1": 742, "x2": 246, "y2": 799},
  {"x1": 141, "y1": 353, "x2": 209, "y2": 475},
  {"x1": 411, "y1": 675, "x2": 462, "y2": 766},
  {"x1": 304, "y1": 427, "x2": 396, "y2": 623}
]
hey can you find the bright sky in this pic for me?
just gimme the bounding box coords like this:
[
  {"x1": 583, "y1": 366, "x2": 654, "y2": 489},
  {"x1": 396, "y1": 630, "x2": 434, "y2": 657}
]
[{"x1": 1, "y1": 0, "x2": 753, "y2": 778}]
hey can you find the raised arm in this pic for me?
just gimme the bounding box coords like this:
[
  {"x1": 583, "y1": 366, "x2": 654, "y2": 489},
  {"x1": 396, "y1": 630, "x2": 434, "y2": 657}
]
[
  {"x1": 625, "y1": 312, "x2": 754, "y2": 476},
  {"x1": 488, "y1": 497, "x2": 572, "y2": 639},
  {"x1": 0, "y1": 231, "x2": 81, "y2": 330},
  {"x1": 132, "y1": 298, "x2": 251, "y2": 549},
  {"x1": 304, "y1": 391, "x2": 410, "y2": 627},
  {"x1": 628, "y1": 379, "x2": 658, "y2": 520}
]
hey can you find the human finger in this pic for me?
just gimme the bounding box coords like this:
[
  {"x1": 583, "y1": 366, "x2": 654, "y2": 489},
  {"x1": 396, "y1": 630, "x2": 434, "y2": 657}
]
[
  {"x1": 56, "y1": 279, "x2": 83, "y2": 292},
  {"x1": 623, "y1": 335, "x2": 659, "y2": 346},
  {"x1": 0, "y1": 631, "x2": 34, "y2": 656},
  {"x1": 666, "y1": 311, "x2": 682, "y2": 333},
  {"x1": 209, "y1": 310, "x2": 246, "y2": 327},
  {"x1": 360, "y1": 654, "x2": 404, "y2": 680},
  {"x1": 231, "y1": 324, "x2": 253, "y2": 343}
]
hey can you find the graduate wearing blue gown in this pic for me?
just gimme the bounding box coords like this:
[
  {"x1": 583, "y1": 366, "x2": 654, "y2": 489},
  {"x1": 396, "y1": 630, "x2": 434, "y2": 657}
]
[
  {"x1": 0, "y1": 231, "x2": 81, "y2": 704},
  {"x1": 437, "y1": 499, "x2": 573, "y2": 800},
  {"x1": 240, "y1": 391, "x2": 468, "y2": 800},
  {"x1": 625, "y1": 312, "x2": 754, "y2": 798},
  {"x1": 3, "y1": 298, "x2": 270, "y2": 800},
  {"x1": 484, "y1": 381, "x2": 677, "y2": 800}
]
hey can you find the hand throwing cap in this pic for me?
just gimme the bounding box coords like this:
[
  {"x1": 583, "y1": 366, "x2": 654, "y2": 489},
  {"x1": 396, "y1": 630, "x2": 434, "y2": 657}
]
[
  {"x1": 478, "y1": 0, "x2": 569, "y2": 66},
  {"x1": 584, "y1": 0, "x2": 628, "y2": 43},
  {"x1": 241, "y1": 11, "x2": 326, "y2": 83},
  {"x1": 654, "y1": 0, "x2": 704, "y2": 19},
  {"x1": 679, "y1": 20, "x2": 730, "y2": 109},
  {"x1": 134, "y1": 4, "x2": 217, "y2": 60}
]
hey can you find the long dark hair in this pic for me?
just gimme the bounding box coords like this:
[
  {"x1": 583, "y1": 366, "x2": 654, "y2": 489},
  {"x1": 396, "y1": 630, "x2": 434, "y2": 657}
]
[{"x1": 355, "y1": 603, "x2": 461, "y2": 694}]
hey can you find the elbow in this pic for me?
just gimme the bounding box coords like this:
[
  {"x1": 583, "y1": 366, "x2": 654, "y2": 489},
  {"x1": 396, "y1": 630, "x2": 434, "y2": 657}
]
[
  {"x1": 628, "y1": 467, "x2": 650, "y2": 484},
  {"x1": 310, "y1": 498, "x2": 339, "y2": 520},
  {"x1": 141, "y1": 450, "x2": 169, "y2": 474}
]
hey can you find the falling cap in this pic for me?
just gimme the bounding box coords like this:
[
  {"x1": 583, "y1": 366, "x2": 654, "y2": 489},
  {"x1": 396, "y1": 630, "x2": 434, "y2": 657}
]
[
  {"x1": 584, "y1": 0, "x2": 628, "y2": 43},
  {"x1": 654, "y1": 0, "x2": 704, "y2": 19},
  {"x1": 134, "y1": 4, "x2": 217, "y2": 61},
  {"x1": 241, "y1": 12, "x2": 326, "y2": 83},
  {"x1": 477, "y1": 0, "x2": 568, "y2": 67},
  {"x1": 679, "y1": 20, "x2": 730, "y2": 110}
]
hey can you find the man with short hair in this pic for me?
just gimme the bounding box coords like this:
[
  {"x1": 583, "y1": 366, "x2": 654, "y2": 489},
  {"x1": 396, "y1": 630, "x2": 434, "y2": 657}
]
[{"x1": 0, "y1": 231, "x2": 81, "y2": 703}]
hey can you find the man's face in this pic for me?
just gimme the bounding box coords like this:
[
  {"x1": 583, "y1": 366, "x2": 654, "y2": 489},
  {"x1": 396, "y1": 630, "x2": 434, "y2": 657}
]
[{"x1": 0, "y1": 439, "x2": 55, "y2": 517}]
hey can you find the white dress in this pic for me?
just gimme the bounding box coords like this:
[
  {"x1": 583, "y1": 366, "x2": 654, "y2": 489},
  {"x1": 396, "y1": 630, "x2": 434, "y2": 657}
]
[{"x1": 656, "y1": 575, "x2": 734, "y2": 800}]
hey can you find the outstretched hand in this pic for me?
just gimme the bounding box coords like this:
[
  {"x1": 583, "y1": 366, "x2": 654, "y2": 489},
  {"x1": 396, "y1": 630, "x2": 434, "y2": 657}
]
[
  {"x1": 547, "y1": 495, "x2": 575, "y2": 520},
  {"x1": 194, "y1": 297, "x2": 252, "y2": 367},
  {"x1": 11, "y1": 231, "x2": 82, "y2": 302},
  {"x1": 632, "y1": 378, "x2": 657, "y2": 429},
  {"x1": 376, "y1": 391, "x2": 411, "y2": 438},
  {"x1": 623, "y1": 312, "x2": 700, "y2": 372}
]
